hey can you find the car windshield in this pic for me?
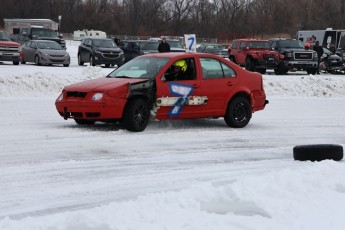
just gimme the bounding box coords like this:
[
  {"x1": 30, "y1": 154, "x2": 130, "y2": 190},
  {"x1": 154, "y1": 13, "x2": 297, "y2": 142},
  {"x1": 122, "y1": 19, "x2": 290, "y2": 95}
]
[
  {"x1": 248, "y1": 41, "x2": 270, "y2": 49},
  {"x1": 0, "y1": 32, "x2": 10, "y2": 41},
  {"x1": 167, "y1": 40, "x2": 183, "y2": 48},
  {"x1": 37, "y1": 41, "x2": 63, "y2": 50},
  {"x1": 141, "y1": 42, "x2": 159, "y2": 50},
  {"x1": 278, "y1": 40, "x2": 304, "y2": 49},
  {"x1": 206, "y1": 44, "x2": 224, "y2": 50},
  {"x1": 93, "y1": 39, "x2": 117, "y2": 48},
  {"x1": 108, "y1": 57, "x2": 169, "y2": 79},
  {"x1": 32, "y1": 29, "x2": 57, "y2": 38}
]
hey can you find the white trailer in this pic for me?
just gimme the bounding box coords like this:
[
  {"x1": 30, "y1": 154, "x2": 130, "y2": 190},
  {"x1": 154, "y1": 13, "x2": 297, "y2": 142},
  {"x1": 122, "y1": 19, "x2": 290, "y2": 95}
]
[
  {"x1": 297, "y1": 28, "x2": 345, "y2": 51},
  {"x1": 73, "y1": 29, "x2": 107, "y2": 41}
]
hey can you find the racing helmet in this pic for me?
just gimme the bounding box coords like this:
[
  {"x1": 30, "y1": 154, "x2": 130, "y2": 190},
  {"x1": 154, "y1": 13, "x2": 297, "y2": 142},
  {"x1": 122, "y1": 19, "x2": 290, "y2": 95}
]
[{"x1": 173, "y1": 59, "x2": 187, "y2": 72}]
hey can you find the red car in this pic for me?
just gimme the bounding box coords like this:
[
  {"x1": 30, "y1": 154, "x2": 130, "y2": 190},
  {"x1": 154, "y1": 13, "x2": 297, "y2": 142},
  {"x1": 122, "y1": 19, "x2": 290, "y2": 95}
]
[{"x1": 55, "y1": 53, "x2": 268, "y2": 132}]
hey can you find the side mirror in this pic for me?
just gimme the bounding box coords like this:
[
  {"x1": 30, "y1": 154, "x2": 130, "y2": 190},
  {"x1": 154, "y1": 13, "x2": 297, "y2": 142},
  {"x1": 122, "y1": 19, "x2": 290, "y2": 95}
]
[{"x1": 58, "y1": 34, "x2": 63, "y2": 39}]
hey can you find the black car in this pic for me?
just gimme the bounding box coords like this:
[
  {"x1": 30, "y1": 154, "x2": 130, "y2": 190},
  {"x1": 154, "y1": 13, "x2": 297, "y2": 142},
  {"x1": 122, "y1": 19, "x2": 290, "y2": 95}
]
[
  {"x1": 78, "y1": 38, "x2": 125, "y2": 67},
  {"x1": 197, "y1": 43, "x2": 228, "y2": 58},
  {"x1": 121, "y1": 40, "x2": 146, "y2": 62}
]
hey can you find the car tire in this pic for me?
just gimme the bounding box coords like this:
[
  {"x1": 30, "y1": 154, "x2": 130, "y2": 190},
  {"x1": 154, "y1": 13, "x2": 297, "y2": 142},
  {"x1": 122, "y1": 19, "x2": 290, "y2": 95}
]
[
  {"x1": 274, "y1": 64, "x2": 288, "y2": 75},
  {"x1": 21, "y1": 60, "x2": 26, "y2": 64},
  {"x1": 224, "y1": 96, "x2": 252, "y2": 128},
  {"x1": 35, "y1": 55, "x2": 41, "y2": 66},
  {"x1": 293, "y1": 144, "x2": 343, "y2": 161},
  {"x1": 105, "y1": 64, "x2": 110, "y2": 68},
  {"x1": 13, "y1": 61, "x2": 19, "y2": 65},
  {"x1": 74, "y1": 119, "x2": 95, "y2": 125},
  {"x1": 90, "y1": 55, "x2": 95, "y2": 66},
  {"x1": 245, "y1": 58, "x2": 255, "y2": 71},
  {"x1": 63, "y1": 64, "x2": 69, "y2": 67},
  {"x1": 306, "y1": 68, "x2": 317, "y2": 75},
  {"x1": 78, "y1": 54, "x2": 84, "y2": 66},
  {"x1": 123, "y1": 99, "x2": 150, "y2": 132}
]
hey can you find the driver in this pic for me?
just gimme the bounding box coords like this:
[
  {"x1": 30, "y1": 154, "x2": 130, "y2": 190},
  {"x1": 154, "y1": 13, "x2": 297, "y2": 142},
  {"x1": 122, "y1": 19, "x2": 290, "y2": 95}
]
[{"x1": 166, "y1": 59, "x2": 188, "y2": 81}]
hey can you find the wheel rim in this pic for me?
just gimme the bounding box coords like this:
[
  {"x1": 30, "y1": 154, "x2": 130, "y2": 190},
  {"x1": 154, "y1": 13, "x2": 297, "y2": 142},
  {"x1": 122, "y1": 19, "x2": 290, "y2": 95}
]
[
  {"x1": 134, "y1": 104, "x2": 148, "y2": 128},
  {"x1": 233, "y1": 102, "x2": 247, "y2": 122}
]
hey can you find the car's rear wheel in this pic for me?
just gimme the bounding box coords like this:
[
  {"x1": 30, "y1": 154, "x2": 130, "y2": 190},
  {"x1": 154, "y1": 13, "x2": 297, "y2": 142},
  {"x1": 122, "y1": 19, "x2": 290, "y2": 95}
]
[
  {"x1": 63, "y1": 64, "x2": 69, "y2": 67},
  {"x1": 123, "y1": 99, "x2": 150, "y2": 132},
  {"x1": 306, "y1": 68, "x2": 317, "y2": 75},
  {"x1": 105, "y1": 64, "x2": 110, "y2": 68},
  {"x1": 74, "y1": 119, "x2": 95, "y2": 125},
  {"x1": 35, "y1": 55, "x2": 41, "y2": 66},
  {"x1": 224, "y1": 96, "x2": 252, "y2": 128},
  {"x1": 78, "y1": 54, "x2": 84, "y2": 65},
  {"x1": 13, "y1": 61, "x2": 19, "y2": 65}
]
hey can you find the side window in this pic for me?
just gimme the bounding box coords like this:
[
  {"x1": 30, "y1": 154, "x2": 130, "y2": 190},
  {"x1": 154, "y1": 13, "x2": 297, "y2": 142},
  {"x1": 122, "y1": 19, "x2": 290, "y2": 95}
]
[
  {"x1": 240, "y1": 42, "x2": 246, "y2": 49},
  {"x1": 232, "y1": 41, "x2": 238, "y2": 49},
  {"x1": 25, "y1": 41, "x2": 31, "y2": 47},
  {"x1": 221, "y1": 62, "x2": 236, "y2": 78},
  {"x1": 200, "y1": 58, "x2": 224, "y2": 79},
  {"x1": 30, "y1": 42, "x2": 36, "y2": 48},
  {"x1": 271, "y1": 41, "x2": 276, "y2": 49},
  {"x1": 163, "y1": 58, "x2": 196, "y2": 81}
]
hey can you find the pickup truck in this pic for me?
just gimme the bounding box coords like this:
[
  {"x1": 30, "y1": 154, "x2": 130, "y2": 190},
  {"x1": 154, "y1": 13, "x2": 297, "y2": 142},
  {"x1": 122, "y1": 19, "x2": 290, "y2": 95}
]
[
  {"x1": 10, "y1": 27, "x2": 66, "y2": 49},
  {"x1": 0, "y1": 31, "x2": 20, "y2": 65}
]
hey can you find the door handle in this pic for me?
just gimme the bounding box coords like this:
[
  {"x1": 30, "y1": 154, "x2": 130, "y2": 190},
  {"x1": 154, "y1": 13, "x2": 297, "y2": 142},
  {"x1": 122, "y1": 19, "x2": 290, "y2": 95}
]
[
  {"x1": 227, "y1": 82, "x2": 233, "y2": 86},
  {"x1": 193, "y1": 84, "x2": 200, "y2": 88}
]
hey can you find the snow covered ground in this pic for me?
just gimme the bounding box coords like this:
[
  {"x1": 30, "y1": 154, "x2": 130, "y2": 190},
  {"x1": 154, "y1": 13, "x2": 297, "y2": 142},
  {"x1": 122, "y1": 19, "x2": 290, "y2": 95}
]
[{"x1": 0, "y1": 40, "x2": 345, "y2": 230}]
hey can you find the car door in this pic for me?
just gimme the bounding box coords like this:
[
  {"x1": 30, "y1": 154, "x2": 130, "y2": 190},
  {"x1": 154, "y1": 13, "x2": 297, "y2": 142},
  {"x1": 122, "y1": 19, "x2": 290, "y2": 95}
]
[
  {"x1": 197, "y1": 56, "x2": 239, "y2": 117},
  {"x1": 28, "y1": 41, "x2": 38, "y2": 62},
  {"x1": 21, "y1": 41, "x2": 32, "y2": 62},
  {"x1": 155, "y1": 57, "x2": 205, "y2": 120},
  {"x1": 237, "y1": 41, "x2": 247, "y2": 64}
]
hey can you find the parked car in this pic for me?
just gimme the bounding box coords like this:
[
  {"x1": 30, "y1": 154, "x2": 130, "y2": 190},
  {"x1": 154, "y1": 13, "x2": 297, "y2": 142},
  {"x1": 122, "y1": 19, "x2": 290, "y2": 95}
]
[
  {"x1": 121, "y1": 40, "x2": 145, "y2": 62},
  {"x1": 55, "y1": 53, "x2": 268, "y2": 132},
  {"x1": 78, "y1": 38, "x2": 125, "y2": 67},
  {"x1": 140, "y1": 41, "x2": 160, "y2": 54},
  {"x1": 20, "y1": 40, "x2": 70, "y2": 67},
  {"x1": 197, "y1": 43, "x2": 229, "y2": 58},
  {"x1": 269, "y1": 38, "x2": 318, "y2": 75},
  {"x1": 229, "y1": 39, "x2": 283, "y2": 74},
  {"x1": 320, "y1": 47, "x2": 345, "y2": 74},
  {"x1": 0, "y1": 31, "x2": 21, "y2": 65}
]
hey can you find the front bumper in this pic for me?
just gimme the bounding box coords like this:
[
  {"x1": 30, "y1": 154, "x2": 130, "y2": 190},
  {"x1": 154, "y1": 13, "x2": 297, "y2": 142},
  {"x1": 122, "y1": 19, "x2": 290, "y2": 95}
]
[
  {"x1": 283, "y1": 60, "x2": 317, "y2": 69},
  {"x1": 0, "y1": 52, "x2": 20, "y2": 62},
  {"x1": 94, "y1": 53, "x2": 125, "y2": 65},
  {"x1": 55, "y1": 97, "x2": 127, "y2": 120},
  {"x1": 39, "y1": 55, "x2": 70, "y2": 65}
]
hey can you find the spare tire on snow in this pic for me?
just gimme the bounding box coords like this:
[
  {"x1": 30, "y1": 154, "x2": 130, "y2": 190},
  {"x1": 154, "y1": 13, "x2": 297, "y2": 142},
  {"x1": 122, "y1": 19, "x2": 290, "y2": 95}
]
[{"x1": 293, "y1": 144, "x2": 343, "y2": 161}]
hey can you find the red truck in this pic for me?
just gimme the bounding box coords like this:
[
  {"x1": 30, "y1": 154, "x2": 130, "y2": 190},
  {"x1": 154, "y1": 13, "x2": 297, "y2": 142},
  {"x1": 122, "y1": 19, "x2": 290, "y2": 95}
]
[
  {"x1": 0, "y1": 31, "x2": 20, "y2": 65},
  {"x1": 229, "y1": 39, "x2": 283, "y2": 74}
]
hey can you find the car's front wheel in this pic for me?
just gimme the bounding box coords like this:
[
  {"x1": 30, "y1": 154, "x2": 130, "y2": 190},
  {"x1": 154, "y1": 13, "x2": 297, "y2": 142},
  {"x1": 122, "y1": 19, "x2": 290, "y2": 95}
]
[
  {"x1": 224, "y1": 96, "x2": 252, "y2": 128},
  {"x1": 35, "y1": 55, "x2": 41, "y2": 66},
  {"x1": 90, "y1": 55, "x2": 95, "y2": 66},
  {"x1": 78, "y1": 54, "x2": 84, "y2": 66},
  {"x1": 245, "y1": 58, "x2": 255, "y2": 71},
  {"x1": 123, "y1": 99, "x2": 150, "y2": 132}
]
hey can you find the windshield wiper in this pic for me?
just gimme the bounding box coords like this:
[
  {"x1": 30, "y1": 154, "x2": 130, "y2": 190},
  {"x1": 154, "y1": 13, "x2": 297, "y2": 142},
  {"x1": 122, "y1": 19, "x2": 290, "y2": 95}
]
[{"x1": 115, "y1": 76, "x2": 132, "y2": 78}]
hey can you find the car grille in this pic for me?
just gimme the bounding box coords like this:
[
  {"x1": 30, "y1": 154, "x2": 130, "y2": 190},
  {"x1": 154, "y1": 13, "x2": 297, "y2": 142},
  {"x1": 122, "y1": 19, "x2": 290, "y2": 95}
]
[
  {"x1": 0, "y1": 46, "x2": 19, "y2": 52},
  {"x1": 102, "y1": 52, "x2": 120, "y2": 58},
  {"x1": 49, "y1": 59, "x2": 64, "y2": 62},
  {"x1": 67, "y1": 91, "x2": 87, "y2": 98},
  {"x1": 50, "y1": 54, "x2": 65, "y2": 57},
  {"x1": 294, "y1": 52, "x2": 313, "y2": 60}
]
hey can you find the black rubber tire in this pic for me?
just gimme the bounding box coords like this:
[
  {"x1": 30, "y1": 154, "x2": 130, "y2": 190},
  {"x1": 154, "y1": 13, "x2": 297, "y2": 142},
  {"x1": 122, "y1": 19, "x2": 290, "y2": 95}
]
[
  {"x1": 74, "y1": 119, "x2": 95, "y2": 125},
  {"x1": 123, "y1": 99, "x2": 150, "y2": 132},
  {"x1": 90, "y1": 55, "x2": 95, "y2": 66},
  {"x1": 306, "y1": 68, "x2": 317, "y2": 75},
  {"x1": 293, "y1": 144, "x2": 343, "y2": 161},
  {"x1": 245, "y1": 58, "x2": 255, "y2": 71},
  {"x1": 63, "y1": 64, "x2": 69, "y2": 67},
  {"x1": 35, "y1": 55, "x2": 41, "y2": 66},
  {"x1": 105, "y1": 64, "x2": 110, "y2": 68},
  {"x1": 13, "y1": 61, "x2": 19, "y2": 65},
  {"x1": 224, "y1": 97, "x2": 252, "y2": 128},
  {"x1": 78, "y1": 54, "x2": 84, "y2": 65}
]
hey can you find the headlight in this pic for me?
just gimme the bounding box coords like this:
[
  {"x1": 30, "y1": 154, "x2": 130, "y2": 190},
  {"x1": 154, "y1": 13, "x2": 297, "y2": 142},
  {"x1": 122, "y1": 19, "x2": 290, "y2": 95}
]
[
  {"x1": 285, "y1": 52, "x2": 292, "y2": 58},
  {"x1": 57, "y1": 93, "x2": 63, "y2": 101},
  {"x1": 39, "y1": 51, "x2": 49, "y2": 57},
  {"x1": 92, "y1": 93, "x2": 103, "y2": 100}
]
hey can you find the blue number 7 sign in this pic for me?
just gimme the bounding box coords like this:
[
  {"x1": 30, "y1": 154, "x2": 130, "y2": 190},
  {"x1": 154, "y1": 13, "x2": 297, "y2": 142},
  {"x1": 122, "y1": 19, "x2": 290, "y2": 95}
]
[{"x1": 184, "y1": 34, "x2": 196, "y2": 52}]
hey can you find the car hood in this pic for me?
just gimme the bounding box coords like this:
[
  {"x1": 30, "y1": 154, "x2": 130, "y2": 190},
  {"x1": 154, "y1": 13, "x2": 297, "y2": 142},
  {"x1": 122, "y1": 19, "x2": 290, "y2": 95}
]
[
  {"x1": 40, "y1": 49, "x2": 68, "y2": 55},
  {"x1": 0, "y1": 40, "x2": 20, "y2": 47},
  {"x1": 64, "y1": 77, "x2": 147, "y2": 92}
]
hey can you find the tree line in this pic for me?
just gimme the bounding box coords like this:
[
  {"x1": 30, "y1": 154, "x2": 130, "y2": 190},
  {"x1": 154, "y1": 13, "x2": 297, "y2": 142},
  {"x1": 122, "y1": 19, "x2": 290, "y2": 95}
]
[{"x1": 1, "y1": 0, "x2": 344, "y2": 41}]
